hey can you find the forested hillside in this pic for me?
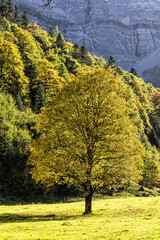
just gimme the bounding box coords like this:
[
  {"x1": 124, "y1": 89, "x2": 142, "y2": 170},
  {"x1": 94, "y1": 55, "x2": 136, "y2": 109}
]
[{"x1": 0, "y1": 0, "x2": 160, "y2": 204}]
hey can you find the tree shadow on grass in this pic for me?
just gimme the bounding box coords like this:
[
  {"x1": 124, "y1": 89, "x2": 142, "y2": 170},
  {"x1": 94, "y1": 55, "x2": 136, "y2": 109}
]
[{"x1": 0, "y1": 213, "x2": 84, "y2": 223}]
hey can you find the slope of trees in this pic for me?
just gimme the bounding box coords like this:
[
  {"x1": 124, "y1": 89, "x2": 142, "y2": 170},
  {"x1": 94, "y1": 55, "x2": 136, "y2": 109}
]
[
  {"x1": 0, "y1": 90, "x2": 36, "y2": 198},
  {"x1": 0, "y1": 1, "x2": 160, "y2": 204}
]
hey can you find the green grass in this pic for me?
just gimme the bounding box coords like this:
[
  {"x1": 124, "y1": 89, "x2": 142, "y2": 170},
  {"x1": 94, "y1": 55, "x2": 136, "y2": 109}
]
[{"x1": 1, "y1": 196, "x2": 160, "y2": 239}]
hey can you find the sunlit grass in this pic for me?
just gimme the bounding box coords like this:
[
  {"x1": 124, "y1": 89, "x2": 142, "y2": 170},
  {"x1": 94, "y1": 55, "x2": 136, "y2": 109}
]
[{"x1": 1, "y1": 196, "x2": 160, "y2": 239}]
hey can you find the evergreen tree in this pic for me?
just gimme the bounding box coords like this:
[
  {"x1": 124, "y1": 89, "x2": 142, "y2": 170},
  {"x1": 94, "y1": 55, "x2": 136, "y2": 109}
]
[
  {"x1": 80, "y1": 45, "x2": 88, "y2": 59},
  {"x1": 6, "y1": 0, "x2": 15, "y2": 22},
  {"x1": 14, "y1": 5, "x2": 21, "y2": 26},
  {"x1": 72, "y1": 44, "x2": 81, "y2": 60},
  {"x1": 80, "y1": 45, "x2": 92, "y2": 66},
  {"x1": 49, "y1": 25, "x2": 59, "y2": 39},
  {"x1": 58, "y1": 63, "x2": 69, "y2": 80},
  {"x1": 130, "y1": 67, "x2": 138, "y2": 76},
  {"x1": 0, "y1": 0, "x2": 8, "y2": 18},
  {"x1": 108, "y1": 55, "x2": 116, "y2": 66},
  {"x1": 16, "y1": 93, "x2": 25, "y2": 111},
  {"x1": 21, "y1": 10, "x2": 30, "y2": 29},
  {"x1": 48, "y1": 26, "x2": 54, "y2": 37},
  {"x1": 54, "y1": 25, "x2": 59, "y2": 38},
  {"x1": 64, "y1": 55, "x2": 79, "y2": 74},
  {"x1": 33, "y1": 84, "x2": 46, "y2": 114},
  {"x1": 56, "y1": 33, "x2": 66, "y2": 54},
  {"x1": 0, "y1": 17, "x2": 11, "y2": 31}
]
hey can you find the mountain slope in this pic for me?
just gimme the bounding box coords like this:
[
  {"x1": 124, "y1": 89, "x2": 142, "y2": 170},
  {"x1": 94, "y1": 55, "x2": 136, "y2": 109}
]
[
  {"x1": 13, "y1": 0, "x2": 160, "y2": 74},
  {"x1": 134, "y1": 49, "x2": 160, "y2": 87}
]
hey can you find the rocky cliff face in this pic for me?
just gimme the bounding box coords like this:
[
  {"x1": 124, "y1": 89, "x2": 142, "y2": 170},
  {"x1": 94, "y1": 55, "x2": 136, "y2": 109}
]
[{"x1": 13, "y1": 0, "x2": 160, "y2": 84}]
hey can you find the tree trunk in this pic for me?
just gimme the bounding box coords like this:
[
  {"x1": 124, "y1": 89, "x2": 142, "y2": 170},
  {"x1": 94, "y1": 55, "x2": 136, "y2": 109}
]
[{"x1": 84, "y1": 189, "x2": 93, "y2": 214}]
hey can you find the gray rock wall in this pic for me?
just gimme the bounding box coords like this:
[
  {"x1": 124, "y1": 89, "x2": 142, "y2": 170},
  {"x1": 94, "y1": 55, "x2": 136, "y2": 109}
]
[{"x1": 13, "y1": 0, "x2": 160, "y2": 71}]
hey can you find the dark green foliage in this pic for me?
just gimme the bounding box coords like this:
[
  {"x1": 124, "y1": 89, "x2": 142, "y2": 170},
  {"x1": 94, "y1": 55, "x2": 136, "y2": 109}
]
[
  {"x1": 149, "y1": 106, "x2": 160, "y2": 148},
  {"x1": 0, "y1": 0, "x2": 22, "y2": 27},
  {"x1": 33, "y1": 84, "x2": 46, "y2": 114},
  {"x1": 130, "y1": 67, "x2": 138, "y2": 76},
  {"x1": 0, "y1": 91, "x2": 37, "y2": 198},
  {"x1": 80, "y1": 45, "x2": 92, "y2": 66},
  {"x1": 115, "y1": 66, "x2": 123, "y2": 75},
  {"x1": 0, "y1": 0, "x2": 8, "y2": 18},
  {"x1": 21, "y1": 10, "x2": 30, "y2": 29},
  {"x1": 80, "y1": 45, "x2": 88, "y2": 59},
  {"x1": 16, "y1": 94, "x2": 25, "y2": 111},
  {"x1": 48, "y1": 27, "x2": 54, "y2": 37},
  {"x1": 72, "y1": 44, "x2": 81, "y2": 60},
  {"x1": 72, "y1": 44, "x2": 92, "y2": 66},
  {"x1": 0, "y1": 16, "x2": 10, "y2": 31},
  {"x1": 33, "y1": 34, "x2": 48, "y2": 51},
  {"x1": 6, "y1": 0, "x2": 15, "y2": 22},
  {"x1": 56, "y1": 33, "x2": 66, "y2": 54},
  {"x1": 52, "y1": 25, "x2": 59, "y2": 38},
  {"x1": 14, "y1": 5, "x2": 21, "y2": 26},
  {"x1": 64, "y1": 55, "x2": 79, "y2": 74},
  {"x1": 108, "y1": 55, "x2": 116, "y2": 66},
  {"x1": 58, "y1": 63, "x2": 69, "y2": 80}
]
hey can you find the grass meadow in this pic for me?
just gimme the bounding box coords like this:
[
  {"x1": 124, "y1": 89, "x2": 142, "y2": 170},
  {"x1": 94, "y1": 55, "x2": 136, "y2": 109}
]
[{"x1": 0, "y1": 196, "x2": 160, "y2": 239}]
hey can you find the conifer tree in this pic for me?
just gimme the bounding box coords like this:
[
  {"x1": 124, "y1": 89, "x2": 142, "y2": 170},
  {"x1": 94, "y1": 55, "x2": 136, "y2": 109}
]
[
  {"x1": 33, "y1": 84, "x2": 46, "y2": 114},
  {"x1": 0, "y1": 17, "x2": 11, "y2": 31},
  {"x1": 56, "y1": 32, "x2": 66, "y2": 54},
  {"x1": 16, "y1": 93, "x2": 25, "y2": 111},
  {"x1": 54, "y1": 25, "x2": 59, "y2": 38},
  {"x1": 80, "y1": 45, "x2": 92, "y2": 66},
  {"x1": 130, "y1": 67, "x2": 138, "y2": 76},
  {"x1": 48, "y1": 26, "x2": 54, "y2": 38},
  {"x1": 58, "y1": 63, "x2": 69, "y2": 80},
  {"x1": 80, "y1": 45, "x2": 88, "y2": 59},
  {"x1": 108, "y1": 55, "x2": 116, "y2": 66},
  {"x1": 14, "y1": 5, "x2": 21, "y2": 26},
  {"x1": 0, "y1": 0, "x2": 8, "y2": 18},
  {"x1": 72, "y1": 44, "x2": 81, "y2": 60},
  {"x1": 64, "y1": 55, "x2": 79, "y2": 74},
  {"x1": 21, "y1": 10, "x2": 30, "y2": 29},
  {"x1": 6, "y1": 0, "x2": 15, "y2": 22}
]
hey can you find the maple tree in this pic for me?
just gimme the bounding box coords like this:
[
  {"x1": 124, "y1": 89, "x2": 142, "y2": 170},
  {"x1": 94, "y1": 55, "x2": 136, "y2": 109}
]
[{"x1": 29, "y1": 68, "x2": 144, "y2": 213}]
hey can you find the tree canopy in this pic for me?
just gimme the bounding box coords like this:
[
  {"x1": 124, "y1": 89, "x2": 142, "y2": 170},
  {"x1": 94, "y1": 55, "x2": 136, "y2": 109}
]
[{"x1": 29, "y1": 67, "x2": 144, "y2": 213}]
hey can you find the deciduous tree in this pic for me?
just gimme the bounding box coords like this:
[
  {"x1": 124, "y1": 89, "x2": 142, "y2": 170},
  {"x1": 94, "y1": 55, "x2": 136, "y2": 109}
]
[
  {"x1": 29, "y1": 68, "x2": 144, "y2": 214},
  {"x1": 32, "y1": 58, "x2": 63, "y2": 100},
  {"x1": 0, "y1": 33, "x2": 29, "y2": 101}
]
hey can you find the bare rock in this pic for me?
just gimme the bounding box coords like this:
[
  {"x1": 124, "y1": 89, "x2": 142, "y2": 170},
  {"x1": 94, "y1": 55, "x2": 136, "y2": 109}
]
[{"x1": 13, "y1": 0, "x2": 160, "y2": 84}]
